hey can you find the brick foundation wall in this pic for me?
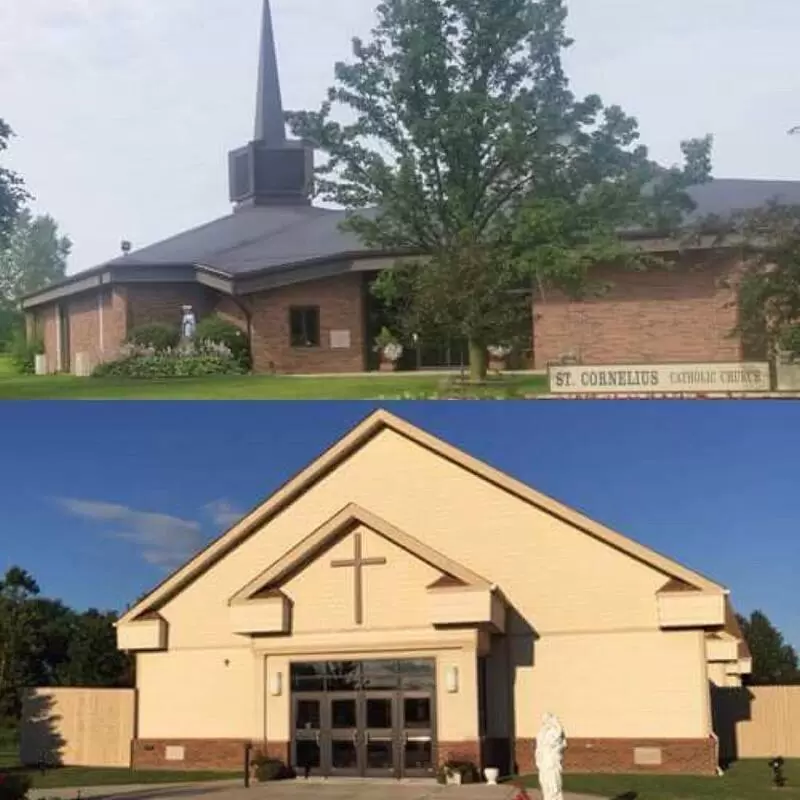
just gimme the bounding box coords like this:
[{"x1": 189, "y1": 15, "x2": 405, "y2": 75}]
[
  {"x1": 514, "y1": 737, "x2": 718, "y2": 776},
  {"x1": 247, "y1": 274, "x2": 366, "y2": 374},
  {"x1": 259, "y1": 741, "x2": 291, "y2": 764},
  {"x1": 534, "y1": 258, "x2": 742, "y2": 368},
  {"x1": 132, "y1": 739, "x2": 251, "y2": 771},
  {"x1": 438, "y1": 740, "x2": 482, "y2": 767}
]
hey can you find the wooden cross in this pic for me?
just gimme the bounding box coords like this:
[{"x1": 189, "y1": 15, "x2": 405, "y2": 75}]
[{"x1": 331, "y1": 532, "x2": 387, "y2": 625}]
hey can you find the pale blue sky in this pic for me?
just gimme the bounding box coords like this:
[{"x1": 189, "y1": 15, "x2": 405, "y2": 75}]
[{"x1": 2, "y1": 0, "x2": 800, "y2": 273}]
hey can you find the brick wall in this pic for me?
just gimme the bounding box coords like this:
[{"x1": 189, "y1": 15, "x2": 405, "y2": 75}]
[
  {"x1": 132, "y1": 739, "x2": 250, "y2": 771},
  {"x1": 35, "y1": 287, "x2": 129, "y2": 374},
  {"x1": 245, "y1": 274, "x2": 366, "y2": 374},
  {"x1": 514, "y1": 737, "x2": 718, "y2": 776},
  {"x1": 66, "y1": 291, "x2": 103, "y2": 373},
  {"x1": 34, "y1": 305, "x2": 58, "y2": 373},
  {"x1": 126, "y1": 283, "x2": 217, "y2": 330},
  {"x1": 534, "y1": 257, "x2": 742, "y2": 367}
]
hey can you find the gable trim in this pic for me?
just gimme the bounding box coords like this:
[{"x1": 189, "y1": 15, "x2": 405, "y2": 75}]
[
  {"x1": 229, "y1": 503, "x2": 491, "y2": 604},
  {"x1": 118, "y1": 409, "x2": 724, "y2": 625}
]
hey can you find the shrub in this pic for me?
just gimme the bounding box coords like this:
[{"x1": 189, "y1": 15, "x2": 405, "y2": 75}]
[
  {"x1": 779, "y1": 325, "x2": 800, "y2": 358},
  {"x1": 127, "y1": 323, "x2": 180, "y2": 352},
  {"x1": 92, "y1": 342, "x2": 246, "y2": 379},
  {"x1": 195, "y1": 315, "x2": 251, "y2": 370},
  {"x1": 252, "y1": 754, "x2": 291, "y2": 782},
  {"x1": 9, "y1": 331, "x2": 44, "y2": 375},
  {"x1": 0, "y1": 773, "x2": 31, "y2": 800}
]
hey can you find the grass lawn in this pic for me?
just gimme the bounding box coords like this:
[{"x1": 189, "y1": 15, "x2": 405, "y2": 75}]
[
  {"x1": 0, "y1": 729, "x2": 242, "y2": 789},
  {"x1": 514, "y1": 759, "x2": 800, "y2": 799},
  {"x1": 0, "y1": 371, "x2": 547, "y2": 400},
  {"x1": 1, "y1": 765, "x2": 240, "y2": 789},
  {"x1": 0, "y1": 354, "x2": 13, "y2": 376}
]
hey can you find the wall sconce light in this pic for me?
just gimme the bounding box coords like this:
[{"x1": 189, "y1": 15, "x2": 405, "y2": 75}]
[
  {"x1": 445, "y1": 666, "x2": 459, "y2": 694},
  {"x1": 269, "y1": 671, "x2": 283, "y2": 697}
]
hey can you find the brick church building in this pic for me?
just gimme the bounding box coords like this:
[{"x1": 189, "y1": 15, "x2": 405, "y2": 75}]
[{"x1": 21, "y1": 1, "x2": 800, "y2": 375}]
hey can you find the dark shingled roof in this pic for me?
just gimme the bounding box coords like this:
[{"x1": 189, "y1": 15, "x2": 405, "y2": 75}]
[
  {"x1": 103, "y1": 178, "x2": 800, "y2": 277},
  {"x1": 685, "y1": 178, "x2": 800, "y2": 221},
  {"x1": 20, "y1": 178, "x2": 800, "y2": 310},
  {"x1": 105, "y1": 204, "x2": 371, "y2": 275}
]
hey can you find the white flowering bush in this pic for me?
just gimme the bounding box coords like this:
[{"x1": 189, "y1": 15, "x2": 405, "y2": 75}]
[
  {"x1": 382, "y1": 342, "x2": 404, "y2": 362},
  {"x1": 487, "y1": 345, "x2": 512, "y2": 360},
  {"x1": 93, "y1": 340, "x2": 244, "y2": 379}
]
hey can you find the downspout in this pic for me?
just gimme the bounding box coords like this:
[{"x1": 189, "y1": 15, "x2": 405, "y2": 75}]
[{"x1": 229, "y1": 295, "x2": 255, "y2": 370}]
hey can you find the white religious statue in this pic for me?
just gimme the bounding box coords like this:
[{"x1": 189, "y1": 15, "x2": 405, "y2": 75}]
[
  {"x1": 536, "y1": 712, "x2": 567, "y2": 800},
  {"x1": 181, "y1": 305, "x2": 197, "y2": 342}
]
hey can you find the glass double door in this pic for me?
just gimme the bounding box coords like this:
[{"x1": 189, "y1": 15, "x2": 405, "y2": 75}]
[{"x1": 292, "y1": 691, "x2": 435, "y2": 778}]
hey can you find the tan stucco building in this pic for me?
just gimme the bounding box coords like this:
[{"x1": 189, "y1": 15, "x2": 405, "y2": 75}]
[{"x1": 117, "y1": 409, "x2": 751, "y2": 778}]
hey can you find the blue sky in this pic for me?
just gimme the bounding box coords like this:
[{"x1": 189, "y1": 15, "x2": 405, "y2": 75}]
[
  {"x1": 0, "y1": 401, "x2": 797, "y2": 648},
  {"x1": 3, "y1": 0, "x2": 800, "y2": 271}
]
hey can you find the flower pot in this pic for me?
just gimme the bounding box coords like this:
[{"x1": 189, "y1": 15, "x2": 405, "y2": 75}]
[
  {"x1": 445, "y1": 771, "x2": 463, "y2": 785},
  {"x1": 380, "y1": 359, "x2": 398, "y2": 372},
  {"x1": 484, "y1": 767, "x2": 499, "y2": 785},
  {"x1": 489, "y1": 358, "x2": 507, "y2": 372}
]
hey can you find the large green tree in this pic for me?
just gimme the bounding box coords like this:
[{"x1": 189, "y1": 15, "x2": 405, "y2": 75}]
[
  {"x1": 0, "y1": 119, "x2": 27, "y2": 250},
  {"x1": 287, "y1": 0, "x2": 712, "y2": 379},
  {"x1": 723, "y1": 203, "x2": 800, "y2": 360},
  {"x1": 0, "y1": 567, "x2": 133, "y2": 725},
  {"x1": 737, "y1": 610, "x2": 800, "y2": 686},
  {"x1": 0, "y1": 210, "x2": 71, "y2": 347},
  {"x1": 0, "y1": 568, "x2": 40, "y2": 721}
]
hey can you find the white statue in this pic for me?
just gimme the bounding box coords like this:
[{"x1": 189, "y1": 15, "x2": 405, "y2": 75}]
[
  {"x1": 536, "y1": 712, "x2": 566, "y2": 800},
  {"x1": 181, "y1": 305, "x2": 197, "y2": 342}
]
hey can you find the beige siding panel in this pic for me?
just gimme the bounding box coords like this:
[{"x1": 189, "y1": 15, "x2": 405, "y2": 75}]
[
  {"x1": 159, "y1": 429, "x2": 669, "y2": 651},
  {"x1": 283, "y1": 527, "x2": 440, "y2": 633},
  {"x1": 136, "y1": 650, "x2": 260, "y2": 739},
  {"x1": 511, "y1": 629, "x2": 710, "y2": 739},
  {"x1": 658, "y1": 592, "x2": 726, "y2": 629},
  {"x1": 20, "y1": 688, "x2": 134, "y2": 767},
  {"x1": 715, "y1": 686, "x2": 800, "y2": 758}
]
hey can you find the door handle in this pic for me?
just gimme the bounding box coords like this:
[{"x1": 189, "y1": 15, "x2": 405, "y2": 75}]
[{"x1": 314, "y1": 731, "x2": 320, "y2": 744}]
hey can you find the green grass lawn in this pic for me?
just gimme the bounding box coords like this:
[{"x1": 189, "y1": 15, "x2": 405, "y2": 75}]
[
  {"x1": 1, "y1": 765, "x2": 240, "y2": 789},
  {"x1": 514, "y1": 759, "x2": 800, "y2": 799},
  {"x1": 0, "y1": 728, "x2": 242, "y2": 789},
  {"x1": 0, "y1": 371, "x2": 547, "y2": 400},
  {"x1": 0, "y1": 354, "x2": 13, "y2": 377}
]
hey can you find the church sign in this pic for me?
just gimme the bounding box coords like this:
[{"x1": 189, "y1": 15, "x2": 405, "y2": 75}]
[{"x1": 548, "y1": 362, "x2": 771, "y2": 395}]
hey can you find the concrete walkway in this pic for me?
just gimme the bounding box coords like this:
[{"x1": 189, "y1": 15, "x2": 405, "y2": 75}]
[{"x1": 29, "y1": 779, "x2": 603, "y2": 800}]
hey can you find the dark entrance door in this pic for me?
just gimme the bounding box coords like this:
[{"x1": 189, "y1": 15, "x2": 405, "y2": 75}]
[{"x1": 290, "y1": 660, "x2": 437, "y2": 779}]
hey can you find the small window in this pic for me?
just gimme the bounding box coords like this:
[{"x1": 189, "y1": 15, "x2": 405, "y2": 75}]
[{"x1": 289, "y1": 306, "x2": 320, "y2": 348}]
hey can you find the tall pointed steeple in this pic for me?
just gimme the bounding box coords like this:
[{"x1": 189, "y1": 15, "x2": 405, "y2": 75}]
[
  {"x1": 228, "y1": 0, "x2": 314, "y2": 209},
  {"x1": 253, "y1": 0, "x2": 286, "y2": 145}
]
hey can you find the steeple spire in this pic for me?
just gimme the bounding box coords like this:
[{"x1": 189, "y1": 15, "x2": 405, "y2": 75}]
[
  {"x1": 227, "y1": 0, "x2": 314, "y2": 208},
  {"x1": 254, "y1": 0, "x2": 286, "y2": 145}
]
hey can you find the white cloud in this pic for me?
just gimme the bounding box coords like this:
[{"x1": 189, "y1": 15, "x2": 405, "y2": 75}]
[
  {"x1": 204, "y1": 499, "x2": 244, "y2": 529},
  {"x1": 57, "y1": 497, "x2": 204, "y2": 568}
]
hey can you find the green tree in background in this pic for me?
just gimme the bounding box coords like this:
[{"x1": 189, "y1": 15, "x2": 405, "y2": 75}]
[
  {"x1": 0, "y1": 567, "x2": 133, "y2": 726},
  {"x1": 0, "y1": 568, "x2": 40, "y2": 721},
  {"x1": 287, "y1": 0, "x2": 712, "y2": 379},
  {"x1": 0, "y1": 119, "x2": 27, "y2": 250},
  {"x1": 0, "y1": 210, "x2": 71, "y2": 350},
  {"x1": 724, "y1": 203, "x2": 800, "y2": 360},
  {"x1": 737, "y1": 610, "x2": 800, "y2": 686}
]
